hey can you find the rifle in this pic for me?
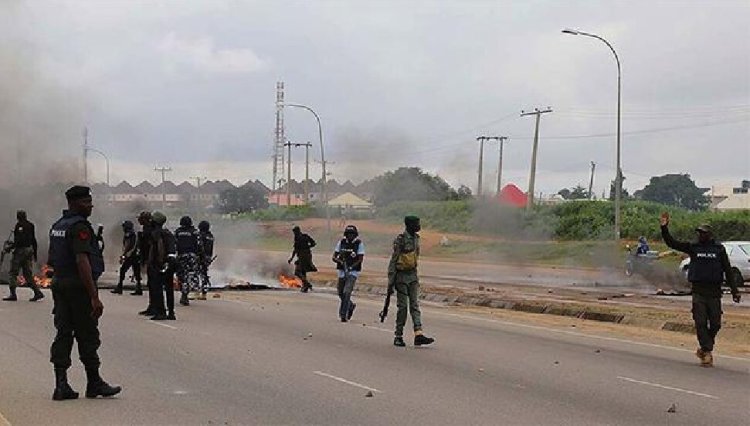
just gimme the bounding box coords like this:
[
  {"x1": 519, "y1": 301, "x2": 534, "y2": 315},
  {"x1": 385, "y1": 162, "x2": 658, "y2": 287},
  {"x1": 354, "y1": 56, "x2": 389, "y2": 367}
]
[
  {"x1": 379, "y1": 274, "x2": 395, "y2": 323},
  {"x1": 95, "y1": 224, "x2": 105, "y2": 253},
  {"x1": 1, "y1": 231, "x2": 13, "y2": 267}
]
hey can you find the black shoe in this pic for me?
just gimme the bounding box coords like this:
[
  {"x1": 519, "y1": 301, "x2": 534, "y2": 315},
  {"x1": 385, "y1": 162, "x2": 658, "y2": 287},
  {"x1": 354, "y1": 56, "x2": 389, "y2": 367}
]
[
  {"x1": 166, "y1": 312, "x2": 176, "y2": 320},
  {"x1": 393, "y1": 337, "x2": 406, "y2": 347},
  {"x1": 300, "y1": 286, "x2": 309, "y2": 293},
  {"x1": 85, "y1": 380, "x2": 122, "y2": 399},
  {"x1": 30, "y1": 292, "x2": 45, "y2": 302},
  {"x1": 414, "y1": 334, "x2": 435, "y2": 346},
  {"x1": 150, "y1": 313, "x2": 169, "y2": 321},
  {"x1": 340, "y1": 318, "x2": 348, "y2": 323},
  {"x1": 3, "y1": 295, "x2": 18, "y2": 301},
  {"x1": 347, "y1": 303, "x2": 356, "y2": 320},
  {"x1": 111, "y1": 287, "x2": 123, "y2": 295},
  {"x1": 138, "y1": 309, "x2": 155, "y2": 316},
  {"x1": 53, "y1": 369, "x2": 79, "y2": 401},
  {"x1": 130, "y1": 289, "x2": 143, "y2": 296},
  {"x1": 179, "y1": 295, "x2": 189, "y2": 306}
]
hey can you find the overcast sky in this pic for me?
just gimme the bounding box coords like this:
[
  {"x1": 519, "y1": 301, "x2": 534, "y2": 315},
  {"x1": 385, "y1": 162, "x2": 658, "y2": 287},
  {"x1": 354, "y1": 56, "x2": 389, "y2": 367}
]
[{"x1": 1, "y1": 0, "x2": 748, "y2": 196}]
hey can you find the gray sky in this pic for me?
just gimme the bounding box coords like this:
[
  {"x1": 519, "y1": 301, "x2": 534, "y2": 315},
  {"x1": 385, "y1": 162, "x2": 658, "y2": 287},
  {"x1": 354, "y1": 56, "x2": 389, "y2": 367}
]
[{"x1": 1, "y1": 0, "x2": 748, "y2": 196}]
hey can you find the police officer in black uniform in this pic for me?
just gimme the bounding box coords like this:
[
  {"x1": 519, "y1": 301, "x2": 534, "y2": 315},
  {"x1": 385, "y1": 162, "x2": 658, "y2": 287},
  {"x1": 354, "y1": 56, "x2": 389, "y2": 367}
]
[
  {"x1": 660, "y1": 212, "x2": 741, "y2": 367},
  {"x1": 175, "y1": 216, "x2": 201, "y2": 306},
  {"x1": 111, "y1": 220, "x2": 141, "y2": 295},
  {"x1": 48, "y1": 185, "x2": 121, "y2": 400},
  {"x1": 149, "y1": 211, "x2": 177, "y2": 321},
  {"x1": 3, "y1": 210, "x2": 44, "y2": 301},
  {"x1": 197, "y1": 220, "x2": 214, "y2": 300},
  {"x1": 137, "y1": 211, "x2": 157, "y2": 316},
  {"x1": 288, "y1": 226, "x2": 317, "y2": 292}
]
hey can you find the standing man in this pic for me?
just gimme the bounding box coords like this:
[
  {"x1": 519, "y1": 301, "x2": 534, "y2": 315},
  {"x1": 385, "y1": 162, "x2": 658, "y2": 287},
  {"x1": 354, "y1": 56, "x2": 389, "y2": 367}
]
[
  {"x1": 660, "y1": 212, "x2": 741, "y2": 367},
  {"x1": 149, "y1": 211, "x2": 177, "y2": 321},
  {"x1": 137, "y1": 211, "x2": 157, "y2": 315},
  {"x1": 2, "y1": 210, "x2": 44, "y2": 302},
  {"x1": 175, "y1": 216, "x2": 201, "y2": 306},
  {"x1": 332, "y1": 225, "x2": 364, "y2": 322},
  {"x1": 111, "y1": 220, "x2": 141, "y2": 295},
  {"x1": 388, "y1": 216, "x2": 434, "y2": 347},
  {"x1": 197, "y1": 220, "x2": 214, "y2": 301},
  {"x1": 288, "y1": 226, "x2": 317, "y2": 293},
  {"x1": 48, "y1": 185, "x2": 121, "y2": 400}
]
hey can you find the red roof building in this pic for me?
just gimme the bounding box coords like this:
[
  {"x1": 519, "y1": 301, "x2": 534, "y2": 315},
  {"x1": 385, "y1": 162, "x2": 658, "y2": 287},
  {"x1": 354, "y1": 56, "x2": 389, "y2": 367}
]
[{"x1": 496, "y1": 184, "x2": 528, "y2": 208}]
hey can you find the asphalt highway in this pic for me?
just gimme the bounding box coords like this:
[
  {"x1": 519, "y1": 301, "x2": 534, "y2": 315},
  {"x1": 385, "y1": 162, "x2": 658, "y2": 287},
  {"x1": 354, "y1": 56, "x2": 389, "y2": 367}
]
[{"x1": 0, "y1": 287, "x2": 748, "y2": 425}]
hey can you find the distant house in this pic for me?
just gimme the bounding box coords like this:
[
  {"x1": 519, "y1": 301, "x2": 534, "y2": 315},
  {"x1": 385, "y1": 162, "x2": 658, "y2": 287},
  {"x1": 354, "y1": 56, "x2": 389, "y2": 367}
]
[
  {"x1": 328, "y1": 192, "x2": 373, "y2": 212},
  {"x1": 496, "y1": 184, "x2": 528, "y2": 208},
  {"x1": 710, "y1": 180, "x2": 750, "y2": 211}
]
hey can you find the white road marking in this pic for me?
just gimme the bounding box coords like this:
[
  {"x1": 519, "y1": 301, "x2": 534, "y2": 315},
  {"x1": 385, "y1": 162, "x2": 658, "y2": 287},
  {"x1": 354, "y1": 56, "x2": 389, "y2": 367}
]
[
  {"x1": 616, "y1": 376, "x2": 719, "y2": 399},
  {"x1": 173, "y1": 390, "x2": 189, "y2": 395},
  {"x1": 438, "y1": 312, "x2": 750, "y2": 362},
  {"x1": 362, "y1": 324, "x2": 392, "y2": 333},
  {"x1": 313, "y1": 371, "x2": 382, "y2": 393},
  {"x1": 147, "y1": 321, "x2": 177, "y2": 330}
]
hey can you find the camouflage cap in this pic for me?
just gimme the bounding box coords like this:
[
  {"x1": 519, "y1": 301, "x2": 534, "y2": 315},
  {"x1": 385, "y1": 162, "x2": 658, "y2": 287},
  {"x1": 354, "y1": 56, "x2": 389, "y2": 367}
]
[
  {"x1": 151, "y1": 211, "x2": 167, "y2": 225},
  {"x1": 404, "y1": 215, "x2": 420, "y2": 225},
  {"x1": 695, "y1": 224, "x2": 713, "y2": 234}
]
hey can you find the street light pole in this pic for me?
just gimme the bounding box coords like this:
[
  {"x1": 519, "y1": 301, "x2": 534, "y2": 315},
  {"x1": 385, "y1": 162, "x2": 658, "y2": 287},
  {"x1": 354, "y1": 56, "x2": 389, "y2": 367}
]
[
  {"x1": 85, "y1": 146, "x2": 110, "y2": 204},
  {"x1": 284, "y1": 103, "x2": 331, "y2": 242},
  {"x1": 562, "y1": 28, "x2": 622, "y2": 240}
]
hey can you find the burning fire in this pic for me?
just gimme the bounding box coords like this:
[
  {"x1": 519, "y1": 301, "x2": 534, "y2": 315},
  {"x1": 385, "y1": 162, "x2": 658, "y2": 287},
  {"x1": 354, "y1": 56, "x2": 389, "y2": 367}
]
[
  {"x1": 17, "y1": 264, "x2": 53, "y2": 288},
  {"x1": 278, "y1": 273, "x2": 302, "y2": 288}
]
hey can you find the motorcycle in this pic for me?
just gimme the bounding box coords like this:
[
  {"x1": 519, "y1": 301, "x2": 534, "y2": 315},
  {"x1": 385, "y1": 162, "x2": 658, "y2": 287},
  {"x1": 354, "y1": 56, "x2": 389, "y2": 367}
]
[{"x1": 625, "y1": 245, "x2": 659, "y2": 277}]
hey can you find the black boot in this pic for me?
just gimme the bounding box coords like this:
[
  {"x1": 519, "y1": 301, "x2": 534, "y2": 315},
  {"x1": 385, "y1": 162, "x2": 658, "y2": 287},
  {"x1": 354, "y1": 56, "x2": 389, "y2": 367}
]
[
  {"x1": 347, "y1": 303, "x2": 356, "y2": 320},
  {"x1": 52, "y1": 368, "x2": 79, "y2": 401},
  {"x1": 166, "y1": 311, "x2": 176, "y2": 320},
  {"x1": 30, "y1": 291, "x2": 45, "y2": 302},
  {"x1": 130, "y1": 284, "x2": 143, "y2": 296},
  {"x1": 3, "y1": 290, "x2": 17, "y2": 301},
  {"x1": 85, "y1": 367, "x2": 122, "y2": 399},
  {"x1": 111, "y1": 285, "x2": 123, "y2": 295},
  {"x1": 179, "y1": 294, "x2": 189, "y2": 306},
  {"x1": 393, "y1": 336, "x2": 406, "y2": 347},
  {"x1": 414, "y1": 334, "x2": 435, "y2": 346}
]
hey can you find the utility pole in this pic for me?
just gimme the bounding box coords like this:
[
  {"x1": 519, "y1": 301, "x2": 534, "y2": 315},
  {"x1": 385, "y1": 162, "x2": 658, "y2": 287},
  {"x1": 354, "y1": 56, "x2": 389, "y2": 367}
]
[
  {"x1": 476, "y1": 136, "x2": 485, "y2": 197},
  {"x1": 190, "y1": 176, "x2": 207, "y2": 215},
  {"x1": 285, "y1": 142, "x2": 313, "y2": 204},
  {"x1": 154, "y1": 166, "x2": 172, "y2": 211},
  {"x1": 82, "y1": 127, "x2": 88, "y2": 184},
  {"x1": 285, "y1": 142, "x2": 292, "y2": 206},
  {"x1": 496, "y1": 136, "x2": 508, "y2": 195},
  {"x1": 588, "y1": 162, "x2": 596, "y2": 200},
  {"x1": 521, "y1": 107, "x2": 553, "y2": 211}
]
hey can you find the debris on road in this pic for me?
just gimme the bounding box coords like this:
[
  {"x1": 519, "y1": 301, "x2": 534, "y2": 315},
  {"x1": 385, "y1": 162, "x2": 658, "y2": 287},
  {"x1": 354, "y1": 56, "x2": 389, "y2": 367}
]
[
  {"x1": 365, "y1": 391, "x2": 374, "y2": 398},
  {"x1": 655, "y1": 289, "x2": 691, "y2": 296},
  {"x1": 595, "y1": 349, "x2": 601, "y2": 354},
  {"x1": 478, "y1": 368, "x2": 485, "y2": 373},
  {"x1": 667, "y1": 403, "x2": 677, "y2": 413}
]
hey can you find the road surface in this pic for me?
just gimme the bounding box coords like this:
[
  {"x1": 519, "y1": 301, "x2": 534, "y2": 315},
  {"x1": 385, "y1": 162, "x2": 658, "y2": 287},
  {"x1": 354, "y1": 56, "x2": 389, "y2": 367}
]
[{"x1": 0, "y1": 287, "x2": 748, "y2": 425}]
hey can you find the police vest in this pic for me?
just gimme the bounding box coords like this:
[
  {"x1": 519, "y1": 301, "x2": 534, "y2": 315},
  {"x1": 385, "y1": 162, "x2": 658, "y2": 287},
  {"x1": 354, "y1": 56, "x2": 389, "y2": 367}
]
[
  {"x1": 336, "y1": 239, "x2": 362, "y2": 272},
  {"x1": 48, "y1": 213, "x2": 105, "y2": 281},
  {"x1": 200, "y1": 231, "x2": 214, "y2": 257},
  {"x1": 688, "y1": 242, "x2": 725, "y2": 284},
  {"x1": 175, "y1": 227, "x2": 199, "y2": 254},
  {"x1": 123, "y1": 230, "x2": 139, "y2": 258}
]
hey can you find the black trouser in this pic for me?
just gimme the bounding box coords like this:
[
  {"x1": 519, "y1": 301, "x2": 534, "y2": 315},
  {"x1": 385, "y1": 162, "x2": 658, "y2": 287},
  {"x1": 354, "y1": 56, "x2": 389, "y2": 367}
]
[
  {"x1": 692, "y1": 293, "x2": 722, "y2": 352},
  {"x1": 50, "y1": 282, "x2": 101, "y2": 370},
  {"x1": 147, "y1": 266, "x2": 164, "y2": 314},
  {"x1": 161, "y1": 269, "x2": 175, "y2": 314},
  {"x1": 117, "y1": 256, "x2": 141, "y2": 289}
]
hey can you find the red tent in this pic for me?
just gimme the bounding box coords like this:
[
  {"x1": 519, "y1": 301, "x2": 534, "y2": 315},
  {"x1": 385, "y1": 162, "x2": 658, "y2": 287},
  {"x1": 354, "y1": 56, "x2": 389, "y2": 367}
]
[{"x1": 496, "y1": 184, "x2": 528, "y2": 208}]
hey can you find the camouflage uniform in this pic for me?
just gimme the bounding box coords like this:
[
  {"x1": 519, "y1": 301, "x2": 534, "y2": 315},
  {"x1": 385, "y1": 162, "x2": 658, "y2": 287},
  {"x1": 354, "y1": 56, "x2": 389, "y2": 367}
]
[{"x1": 388, "y1": 232, "x2": 422, "y2": 338}]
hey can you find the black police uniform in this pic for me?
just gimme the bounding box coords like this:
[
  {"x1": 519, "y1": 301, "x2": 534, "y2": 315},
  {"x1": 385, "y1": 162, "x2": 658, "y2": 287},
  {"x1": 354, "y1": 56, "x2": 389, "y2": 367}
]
[
  {"x1": 148, "y1": 226, "x2": 177, "y2": 318},
  {"x1": 48, "y1": 210, "x2": 105, "y2": 371},
  {"x1": 661, "y1": 225, "x2": 736, "y2": 353},
  {"x1": 175, "y1": 225, "x2": 201, "y2": 302},
  {"x1": 7, "y1": 219, "x2": 43, "y2": 299},
  {"x1": 115, "y1": 228, "x2": 141, "y2": 293},
  {"x1": 292, "y1": 232, "x2": 317, "y2": 292},
  {"x1": 198, "y1": 229, "x2": 214, "y2": 295},
  {"x1": 139, "y1": 222, "x2": 159, "y2": 314}
]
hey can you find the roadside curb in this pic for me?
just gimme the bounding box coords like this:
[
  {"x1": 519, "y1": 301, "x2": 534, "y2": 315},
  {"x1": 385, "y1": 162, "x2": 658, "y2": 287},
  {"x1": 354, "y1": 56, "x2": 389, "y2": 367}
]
[{"x1": 322, "y1": 281, "x2": 698, "y2": 335}]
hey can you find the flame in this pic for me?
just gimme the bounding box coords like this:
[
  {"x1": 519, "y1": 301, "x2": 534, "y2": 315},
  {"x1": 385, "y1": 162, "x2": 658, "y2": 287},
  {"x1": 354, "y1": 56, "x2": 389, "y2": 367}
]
[
  {"x1": 278, "y1": 273, "x2": 302, "y2": 288},
  {"x1": 17, "y1": 264, "x2": 53, "y2": 288}
]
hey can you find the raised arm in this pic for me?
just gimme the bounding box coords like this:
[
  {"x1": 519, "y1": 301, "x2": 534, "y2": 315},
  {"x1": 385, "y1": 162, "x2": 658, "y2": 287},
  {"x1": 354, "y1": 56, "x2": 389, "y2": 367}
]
[{"x1": 660, "y1": 212, "x2": 692, "y2": 255}]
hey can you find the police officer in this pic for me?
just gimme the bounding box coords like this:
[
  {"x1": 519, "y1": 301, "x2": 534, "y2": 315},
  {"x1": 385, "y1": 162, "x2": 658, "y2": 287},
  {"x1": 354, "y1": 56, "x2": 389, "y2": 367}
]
[
  {"x1": 137, "y1": 211, "x2": 157, "y2": 316},
  {"x1": 660, "y1": 212, "x2": 741, "y2": 367},
  {"x1": 175, "y1": 216, "x2": 201, "y2": 306},
  {"x1": 288, "y1": 226, "x2": 317, "y2": 292},
  {"x1": 197, "y1": 220, "x2": 214, "y2": 301},
  {"x1": 388, "y1": 216, "x2": 434, "y2": 347},
  {"x1": 332, "y1": 225, "x2": 364, "y2": 322},
  {"x1": 149, "y1": 211, "x2": 177, "y2": 321},
  {"x1": 2, "y1": 210, "x2": 44, "y2": 302},
  {"x1": 111, "y1": 220, "x2": 141, "y2": 295},
  {"x1": 48, "y1": 185, "x2": 121, "y2": 400}
]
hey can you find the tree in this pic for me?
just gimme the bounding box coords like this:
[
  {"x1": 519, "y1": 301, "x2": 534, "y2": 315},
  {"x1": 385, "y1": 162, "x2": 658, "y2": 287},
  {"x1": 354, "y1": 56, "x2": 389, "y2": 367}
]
[
  {"x1": 455, "y1": 185, "x2": 473, "y2": 200},
  {"x1": 634, "y1": 174, "x2": 708, "y2": 211},
  {"x1": 558, "y1": 185, "x2": 589, "y2": 200},
  {"x1": 608, "y1": 175, "x2": 631, "y2": 201},
  {"x1": 371, "y1": 167, "x2": 459, "y2": 207},
  {"x1": 218, "y1": 184, "x2": 269, "y2": 213}
]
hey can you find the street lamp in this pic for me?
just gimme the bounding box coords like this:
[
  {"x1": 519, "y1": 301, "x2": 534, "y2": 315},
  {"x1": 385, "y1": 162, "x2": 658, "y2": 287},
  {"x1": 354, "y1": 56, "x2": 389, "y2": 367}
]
[
  {"x1": 284, "y1": 102, "x2": 331, "y2": 242},
  {"x1": 562, "y1": 28, "x2": 623, "y2": 240},
  {"x1": 85, "y1": 146, "x2": 111, "y2": 204}
]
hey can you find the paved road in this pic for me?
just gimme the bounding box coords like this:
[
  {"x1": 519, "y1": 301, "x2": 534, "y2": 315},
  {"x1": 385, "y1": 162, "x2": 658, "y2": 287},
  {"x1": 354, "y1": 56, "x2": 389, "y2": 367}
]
[{"x1": 0, "y1": 287, "x2": 748, "y2": 425}]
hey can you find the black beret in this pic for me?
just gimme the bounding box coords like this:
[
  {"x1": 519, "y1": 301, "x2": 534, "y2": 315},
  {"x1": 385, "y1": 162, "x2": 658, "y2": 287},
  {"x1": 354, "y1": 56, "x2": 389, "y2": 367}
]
[{"x1": 65, "y1": 185, "x2": 92, "y2": 201}]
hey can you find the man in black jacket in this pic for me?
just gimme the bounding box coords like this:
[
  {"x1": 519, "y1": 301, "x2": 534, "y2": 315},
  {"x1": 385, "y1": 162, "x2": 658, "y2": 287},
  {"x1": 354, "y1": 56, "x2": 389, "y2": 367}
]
[
  {"x1": 3, "y1": 210, "x2": 44, "y2": 302},
  {"x1": 660, "y1": 212, "x2": 741, "y2": 367}
]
